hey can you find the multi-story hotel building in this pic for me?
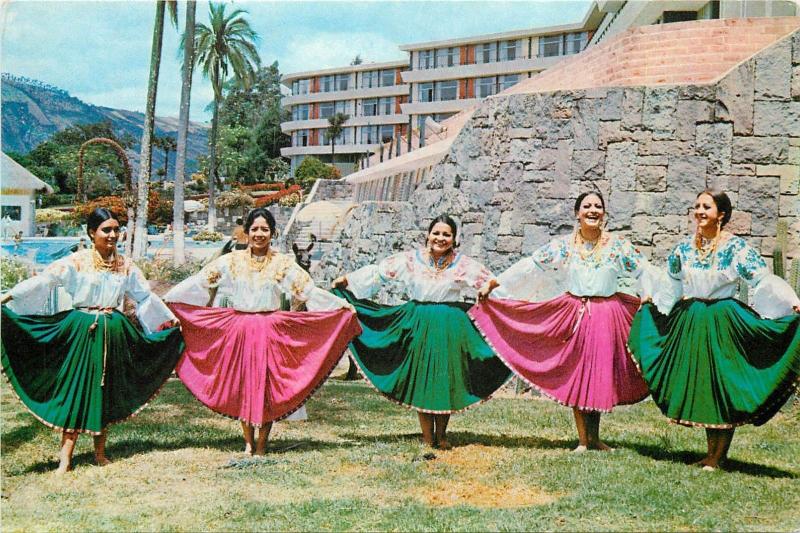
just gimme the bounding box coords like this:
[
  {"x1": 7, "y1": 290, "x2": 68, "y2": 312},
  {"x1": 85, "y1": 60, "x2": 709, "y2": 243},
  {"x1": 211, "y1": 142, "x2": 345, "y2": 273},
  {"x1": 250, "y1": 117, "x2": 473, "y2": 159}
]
[
  {"x1": 281, "y1": 0, "x2": 798, "y2": 176},
  {"x1": 398, "y1": 7, "x2": 604, "y2": 147},
  {"x1": 280, "y1": 60, "x2": 409, "y2": 174}
]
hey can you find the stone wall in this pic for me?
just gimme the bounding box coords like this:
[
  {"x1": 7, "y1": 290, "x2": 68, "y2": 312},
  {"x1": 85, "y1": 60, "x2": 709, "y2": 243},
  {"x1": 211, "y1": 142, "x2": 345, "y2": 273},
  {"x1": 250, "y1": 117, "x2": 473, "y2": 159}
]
[
  {"x1": 313, "y1": 179, "x2": 354, "y2": 201},
  {"x1": 320, "y1": 28, "x2": 800, "y2": 279}
]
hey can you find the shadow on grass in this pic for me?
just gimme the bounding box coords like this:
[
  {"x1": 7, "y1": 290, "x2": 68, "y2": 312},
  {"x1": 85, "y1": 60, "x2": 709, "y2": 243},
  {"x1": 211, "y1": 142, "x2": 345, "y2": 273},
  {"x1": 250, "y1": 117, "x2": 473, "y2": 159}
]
[
  {"x1": 1, "y1": 422, "x2": 52, "y2": 454},
  {"x1": 628, "y1": 442, "x2": 797, "y2": 478},
  {"x1": 339, "y1": 430, "x2": 574, "y2": 451},
  {"x1": 14, "y1": 430, "x2": 352, "y2": 475}
]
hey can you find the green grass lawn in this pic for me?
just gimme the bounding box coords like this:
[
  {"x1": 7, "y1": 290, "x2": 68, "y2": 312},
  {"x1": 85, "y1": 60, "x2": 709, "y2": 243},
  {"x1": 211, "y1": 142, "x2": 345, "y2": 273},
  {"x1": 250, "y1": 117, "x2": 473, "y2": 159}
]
[{"x1": 2, "y1": 373, "x2": 799, "y2": 532}]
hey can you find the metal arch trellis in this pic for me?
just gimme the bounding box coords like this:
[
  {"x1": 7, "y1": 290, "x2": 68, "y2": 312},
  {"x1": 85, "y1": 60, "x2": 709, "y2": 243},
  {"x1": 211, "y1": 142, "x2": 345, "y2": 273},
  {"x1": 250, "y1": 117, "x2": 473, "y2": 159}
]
[{"x1": 76, "y1": 137, "x2": 140, "y2": 255}]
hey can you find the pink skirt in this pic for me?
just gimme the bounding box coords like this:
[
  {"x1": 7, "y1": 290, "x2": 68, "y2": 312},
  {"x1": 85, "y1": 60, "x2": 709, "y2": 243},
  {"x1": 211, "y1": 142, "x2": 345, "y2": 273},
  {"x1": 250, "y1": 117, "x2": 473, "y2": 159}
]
[
  {"x1": 169, "y1": 303, "x2": 361, "y2": 426},
  {"x1": 469, "y1": 293, "x2": 649, "y2": 412}
]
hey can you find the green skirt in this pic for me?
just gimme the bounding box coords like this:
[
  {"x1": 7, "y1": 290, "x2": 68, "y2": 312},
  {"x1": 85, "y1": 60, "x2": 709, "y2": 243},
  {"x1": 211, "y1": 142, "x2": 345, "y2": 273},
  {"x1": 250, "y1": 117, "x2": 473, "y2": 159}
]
[
  {"x1": 333, "y1": 289, "x2": 511, "y2": 413},
  {"x1": 629, "y1": 299, "x2": 800, "y2": 428},
  {"x1": 1, "y1": 306, "x2": 185, "y2": 435}
]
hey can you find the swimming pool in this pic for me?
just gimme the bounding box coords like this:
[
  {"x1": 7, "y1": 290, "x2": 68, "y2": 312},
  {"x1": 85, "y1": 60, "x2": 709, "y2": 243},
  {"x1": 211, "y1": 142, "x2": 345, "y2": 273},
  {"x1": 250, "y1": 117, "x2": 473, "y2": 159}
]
[{"x1": 1, "y1": 237, "x2": 225, "y2": 266}]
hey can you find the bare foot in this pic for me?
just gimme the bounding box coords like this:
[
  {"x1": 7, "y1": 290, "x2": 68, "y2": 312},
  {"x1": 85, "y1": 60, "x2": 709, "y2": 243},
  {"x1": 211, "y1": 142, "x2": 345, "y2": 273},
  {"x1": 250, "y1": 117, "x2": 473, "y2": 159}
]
[
  {"x1": 436, "y1": 440, "x2": 452, "y2": 451},
  {"x1": 572, "y1": 445, "x2": 588, "y2": 454},
  {"x1": 94, "y1": 455, "x2": 112, "y2": 467},
  {"x1": 588, "y1": 441, "x2": 615, "y2": 452},
  {"x1": 421, "y1": 436, "x2": 435, "y2": 448},
  {"x1": 701, "y1": 465, "x2": 717, "y2": 472},
  {"x1": 244, "y1": 442, "x2": 254, "y2": 455},
  {"x1": 253, "y1": 447, "x2": 267, "y2": 456},
  {"x1": 55, "y1": 462, "x2": 73, "y2": 475}
]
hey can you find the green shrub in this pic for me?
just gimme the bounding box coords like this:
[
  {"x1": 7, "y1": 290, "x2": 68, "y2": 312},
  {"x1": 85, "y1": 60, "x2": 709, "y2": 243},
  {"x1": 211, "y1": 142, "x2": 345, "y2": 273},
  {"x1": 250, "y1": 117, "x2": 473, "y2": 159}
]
[
  {"x1": 136, "y1": 257, "x2": 203, "y2": 283},
  {"x1": 0, "y1": 257, "x2": 32, "y2": 290}
]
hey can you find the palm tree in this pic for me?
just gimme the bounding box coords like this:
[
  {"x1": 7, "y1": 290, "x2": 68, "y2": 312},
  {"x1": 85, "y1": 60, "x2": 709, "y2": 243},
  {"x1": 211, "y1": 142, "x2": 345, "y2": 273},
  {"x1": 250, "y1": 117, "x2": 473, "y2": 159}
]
[
  {"x1": 155, "y1": 135, "x2": 177, "y2": 180},
  {"x1": 324, "y1": 112, "x2": 349, "y2": 167},
  {"x1": 194, "y1": 3, "x2": 260, "y2": 231},
  {"x1": 173, "y1": 0, "x2": 196, "y2": 266},
  {"x1": 132, "y1": 1, "x2": 178, "y2": 259}
]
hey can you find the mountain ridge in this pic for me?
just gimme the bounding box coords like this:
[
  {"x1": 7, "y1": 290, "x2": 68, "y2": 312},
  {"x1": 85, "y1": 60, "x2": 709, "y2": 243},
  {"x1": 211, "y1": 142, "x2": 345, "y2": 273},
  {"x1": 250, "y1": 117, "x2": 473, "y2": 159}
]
[{"x1": 1, "y1": 73, "x2": 209, "y2": 180}]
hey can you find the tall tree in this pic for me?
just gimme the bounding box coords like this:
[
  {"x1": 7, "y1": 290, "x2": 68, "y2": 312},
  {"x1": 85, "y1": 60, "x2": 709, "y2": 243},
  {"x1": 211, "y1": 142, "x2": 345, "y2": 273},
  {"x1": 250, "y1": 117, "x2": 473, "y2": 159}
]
[
  {"x1": 194, "y1": 2, "x2": 260, "y2": 230},
  {"x1": 324, "y1": 112, "x2": 349, "y2": 165},
  {"x1": 173, "y1": 0, "x2": 197, "y2": 265},
  {"x1": 132, "y1": 1, "x2": 178, "y2": 258},
  {"x1": 154, "y1": 135, "x2": 177, "y2": 180}
]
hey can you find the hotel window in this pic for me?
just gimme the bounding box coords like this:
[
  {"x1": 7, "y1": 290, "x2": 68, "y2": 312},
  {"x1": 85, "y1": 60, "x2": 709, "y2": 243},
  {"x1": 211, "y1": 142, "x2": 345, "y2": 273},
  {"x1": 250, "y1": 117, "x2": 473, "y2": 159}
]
[
  {"x1": 379, "y1": 97, "x2": 395, "y2": 115},
  {"x1": 539, "y1": 35, "x2": 562, "y2": 57},
  {"x1": 418, "y1": 50, "x2": 434, "y2": 69},
  {"x1": 320, "y1": 75, "x2": 334, "y2": 92},
  {"x1": 362, "y1": 98, "x2": 378, "y2": 116},
  {"x1": 334, "y1": 100, "x2": 351, "y2": 115},
  {"x1": 361, "y1": 125, "x2": 380, "y2": 144},
  {"x1": 499, "y1": 74, "x2": 520, "y2": 91},
  {"x1": 292, "y1": 104, "x2": 310, "y2": 121},
  {"x1": 477, "y1": 76, "x2": 496, "y2": 98},
  {"x1": 361, "y1": 70, "x2": 379, "y2": 88},
  {"x1": 294, "y1": 79, "x2": 311, "y2": 95},
  {"x1": 435, "y1": 47, "x2": 459, "y2": 67},
  {"x1": 319, "y1": 102, "x2": 335, "y2": 119},
  {"x1": 419, "y1": 82, "x2": 434, "y2": 102},
  {"x1": 477, "y1": 42, "x2": 497, "y2": 64},
  {"x1": 380, "y1": 125, "x2": 395, "y2": 143},
  {"x1": 564, "y1": 32, "x2": 588, "y2": 55},
  {"x1": 437, "y1": 80, "x2": 458, "y2": 101},
  {"x1": 321, "y1": 127, "x2": 350, "y2": 145},
  {"x1": 500, "y1": 40, "x2": 521, "y2": 61},
  {"x1": 335, "y1": 73, "x2": 350, "y2": 91},
  {"x1": 294, "y1": 129, "x2": 309, "y2": 147},
  {"x1": 380, "y1": 69, "x2": 396, "y2": 87}
]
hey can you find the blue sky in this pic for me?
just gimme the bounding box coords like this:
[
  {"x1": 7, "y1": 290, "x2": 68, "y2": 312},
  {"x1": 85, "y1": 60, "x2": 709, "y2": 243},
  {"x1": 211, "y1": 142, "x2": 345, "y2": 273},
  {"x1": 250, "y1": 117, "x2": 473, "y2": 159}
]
[{"x1": 2, "y1": 0, "x2": 593, "y2": 123}]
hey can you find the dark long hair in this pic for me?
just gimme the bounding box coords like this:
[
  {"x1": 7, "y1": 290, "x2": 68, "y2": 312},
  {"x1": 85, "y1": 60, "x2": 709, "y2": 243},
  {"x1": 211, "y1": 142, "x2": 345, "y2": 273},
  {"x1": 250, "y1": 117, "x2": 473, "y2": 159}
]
[
  {"x1": 86, "y1": 208, "x2": 119, "y2": 237},
  {"x1": 696, "y1": 189, "x2": 733, "y2": 227},
  {"x1": 244, "y1": 207, "x2": 277, "y2": 234},
  {"x1": 426, "y1": 214, "x2": 459, "y2": 249},
  {"x1": 573, "y1": 191, "x2": 605, "y2": 215}
]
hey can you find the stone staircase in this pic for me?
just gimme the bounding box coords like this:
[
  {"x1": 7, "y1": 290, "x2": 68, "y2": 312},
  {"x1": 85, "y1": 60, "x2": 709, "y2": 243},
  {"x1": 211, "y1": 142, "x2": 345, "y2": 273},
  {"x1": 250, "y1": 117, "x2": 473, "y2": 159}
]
[{"x1": 286, "y1": 199, "x2": 355, "y2": 269}]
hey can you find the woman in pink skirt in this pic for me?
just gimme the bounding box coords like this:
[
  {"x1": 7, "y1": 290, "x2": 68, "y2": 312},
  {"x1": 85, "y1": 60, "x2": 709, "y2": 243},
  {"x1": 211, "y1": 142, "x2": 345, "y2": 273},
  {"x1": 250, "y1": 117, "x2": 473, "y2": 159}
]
[
  {"x1": 164, "y1": 208, "x2": 360, "y2": 455},
  {"x1": 472, "y1": 192, "x2": 666, "y2": 452}
]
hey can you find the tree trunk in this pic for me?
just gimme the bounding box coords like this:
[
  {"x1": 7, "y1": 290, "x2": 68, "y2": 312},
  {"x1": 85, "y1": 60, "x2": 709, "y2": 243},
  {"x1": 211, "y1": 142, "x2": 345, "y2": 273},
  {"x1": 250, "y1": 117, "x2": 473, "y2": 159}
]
[
  {"x1": 207, "y1": 94, "x2": 220, "y2": 231},
  {"x1": 331, "y1": 139, "x2": 335, "y2": 167},
  {"x1": 133, "y1": 1, "x2": 166, "y2": 259},
  {"x1": 173, "y1": 0, "x2": 196, "y2": 266}
]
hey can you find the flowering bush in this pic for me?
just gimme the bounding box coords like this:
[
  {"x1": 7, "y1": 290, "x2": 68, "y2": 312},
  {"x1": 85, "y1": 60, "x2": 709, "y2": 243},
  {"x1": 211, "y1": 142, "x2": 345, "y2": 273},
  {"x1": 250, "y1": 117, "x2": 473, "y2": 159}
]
[
  {"x1": 35, "y1": 208, "x2": 73, "y2": 224},
  {"x1": 0, "y1": 257, "x2": 32, "y2": 290},
  {"x1": 192, "y1": 229, "x2": 224, "y2": 242},
  {"x1": 238, "y1": 183, "x2": 287, "y2": 192},
  {"x1": 136, "y1": 257, "x2": 203, "y2": 283},
  {"x1": 254, "y1": 184, "x2": 303, "y2": 207},
  {"x1": 216, "y1": 190, "x2": 255, "y2": 210},
  {"x1": 278, "y1": 193, "x2": 302, "y2": 207}
]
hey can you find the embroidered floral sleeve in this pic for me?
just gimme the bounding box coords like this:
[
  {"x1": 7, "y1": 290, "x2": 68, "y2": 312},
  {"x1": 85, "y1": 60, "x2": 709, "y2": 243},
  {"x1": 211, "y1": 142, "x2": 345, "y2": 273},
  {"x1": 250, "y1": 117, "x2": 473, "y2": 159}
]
[
  {"x1": 346, "y1": 252, "x2": 409, "y2": 300},
  {"x1": 734, "y1": 241, "x2": 768, "y2": 285},
  {"x1": 493, "y1": 237, "x2": 568, "y2": 300},
  {"x1": 458, "y1": 256, "x2": 494, "y2": 290},
  {"x1": 667, "y1": 246, "x2": 683, "y2": 280},
  {"x1": 126, "y1": 263, "x2": 176, "y2": 334},
  {"x1": 615, "y1": 237, "x2": 647, "y2": 276},
  {"x1": 164, "y1": 255, "x2": 228, "y2": 307},
  {"x1": 530, "y1": 236, "x2": 570, "y2": 270}
]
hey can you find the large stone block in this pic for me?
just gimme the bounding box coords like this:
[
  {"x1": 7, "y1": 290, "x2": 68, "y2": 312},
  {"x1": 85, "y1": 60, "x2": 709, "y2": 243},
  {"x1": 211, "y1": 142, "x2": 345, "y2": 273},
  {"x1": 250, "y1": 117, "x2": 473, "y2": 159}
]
[
  {"x1": 496, "y1": 235, "x2": 523, "y2": 253},
  {"x1": 600, "y1": 88, "x2": 624, "y2": 121},
  {"x1": 642, "y1": 87, "x2": 678, "y2": 140},
  {"x1": 570, "y1": 150, "x2": 606, "y2": 182},
  {"x1": 753, "y1": 101, "x2": 800, "y2": 136},
  {"x1": 678, "y1": 85, "x2": 716, "y2": 101},
  {"x1": 639, "y1": 140, "x2": 694, "y2": 156},
  {"x1": 754, "y1": 37, "x2": 792, "y2": 101},
  {"x1": 757, "y1": 164, "x2": 800, "y2": 195},
  {"x1": 780, "y1": 194, "x2": 800, "y2": 216},
  {"x1": 498, "y1": 210, "x2": 523, "y2": 236},
  {"x1": 606, "y1": 141, "x2": 637, "y2": 191},
  {"x1": 573, "y1": 98, "x2": 601, "y2": 150},
  {"x1": 522, "y1": 224, "x2": 551, "y2": 255},
  {"x1": 496, "y1": 162, "x2": 524, "y2": 192},
  {"x1": 676, "y1": 100, "x2": 714, "y2": 141},
  {"x1": 792, "y1": 64, "x2": 800, "y2": 100},
  {"x1": 636, "y1": 165, "x2": 667, "y2": 192},
  {"x1": 738, "y1": 176, "x2": 780, "y2": 236},
  {"x1": 622, "y1": 88, "x2": 644, "y2": 130},
  {"x1": 731, "y1": 136, "x2": 789, "y2": 164},
  {"x1": 665, "y1": 155, "x2": 708, "y2": 192},
  {"x1": 716, "y1": 61, "x2": 755, "y2": 135},
  {"x1": 696, "y1": 122, "x2": 732, "y2": 175}
]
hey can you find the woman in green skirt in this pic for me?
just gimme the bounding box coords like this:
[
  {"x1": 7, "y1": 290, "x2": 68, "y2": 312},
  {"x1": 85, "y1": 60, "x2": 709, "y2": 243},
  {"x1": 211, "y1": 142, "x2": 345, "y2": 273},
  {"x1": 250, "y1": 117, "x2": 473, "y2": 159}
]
[
  {"x1": 1, "y1": 208, "x2": 184, "y2": 473},
  {"x1": 629, "y1": 190, "x2": 800, "y2": 470},
  {"x1": 332, "y1": 215, "x2": 511, "y2": 449}
]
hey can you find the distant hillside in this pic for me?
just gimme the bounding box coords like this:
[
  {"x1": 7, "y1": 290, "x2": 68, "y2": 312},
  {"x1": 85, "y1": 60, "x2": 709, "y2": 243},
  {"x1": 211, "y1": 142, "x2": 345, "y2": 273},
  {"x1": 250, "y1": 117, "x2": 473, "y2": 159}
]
[{"x1": 1, "y1": 74, "x2": 208, "y2": 180}]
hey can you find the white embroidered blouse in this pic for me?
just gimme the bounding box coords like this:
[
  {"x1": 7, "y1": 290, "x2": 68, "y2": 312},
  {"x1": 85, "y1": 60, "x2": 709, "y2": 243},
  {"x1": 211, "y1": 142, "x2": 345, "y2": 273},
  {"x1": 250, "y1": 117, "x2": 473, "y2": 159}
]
[
  {"x1": 7, "y1": 249, "x2": 175, "y2": 334},
  {"x1": 494, "y1": 232, "x2": 668, "y2": 308},
  {"x1": 666, "y1": 234, "x2": 800, "y2": 318},
  {"x1": 345, "y1": 249, "x2": 494, "y2": 303},
  {"x1": 164, "y1": 249, "x2": 348, "y2": 312}
]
